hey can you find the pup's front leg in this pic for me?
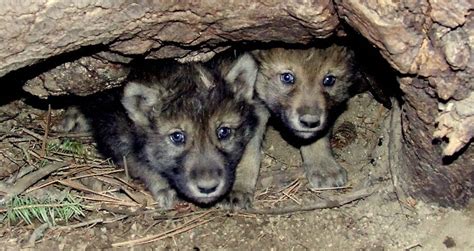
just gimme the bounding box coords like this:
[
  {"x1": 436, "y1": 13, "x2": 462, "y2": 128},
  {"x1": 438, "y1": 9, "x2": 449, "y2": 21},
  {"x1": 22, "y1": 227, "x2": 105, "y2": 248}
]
[
  {"x1": 223, "y1": 107, "x2": 269, "y2": 209},
  {"x1": 300, "y1": 133, "x2": 348, "y2": 188},
  {"x1": 129, "y1": 163, "x2": 176, "y2": 209}
]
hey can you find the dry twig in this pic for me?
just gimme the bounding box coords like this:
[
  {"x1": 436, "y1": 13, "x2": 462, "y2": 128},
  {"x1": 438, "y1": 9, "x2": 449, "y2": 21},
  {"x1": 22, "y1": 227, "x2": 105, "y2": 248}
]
[
  {"x1": 56, "y1": 215, "x2": 127, "y2": 230},
  {"x1": 264, "y1": 152, "x2": 299, "y2": 168},
  {"x1": 41, "y1": 105, "x2": 52, "y2": 157},
  {"x1": 21, "y1": 128, "x2": 44, "y2": 141},
  {"x1": 123, "y1": 155, "x2": 130, "y2": 180},
  {"x1": 0, "y1": 162, "x2": 68, "y2": 203},
  {"x1": 272, "y1": 178, "x2": 302, "y2": 206},
  {"x1": 308, "y1": 184, "x2": 352, "y2": 192},
  {"x1": 25, "y1": 223, "x2": 50, "y2": 248},
  {"x1": 242, "y1": 186, "x2": 375, "y2": 215},
  {"x1": 58, "y1": 179, "x2": 139, "y2": 207}
]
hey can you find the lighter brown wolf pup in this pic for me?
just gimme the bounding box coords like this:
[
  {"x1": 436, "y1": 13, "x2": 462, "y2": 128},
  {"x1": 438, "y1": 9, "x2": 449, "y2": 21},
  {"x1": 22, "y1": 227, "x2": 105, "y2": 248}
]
[{"x1": 247, "y1": 44, "x2": 370, "y2": 196}]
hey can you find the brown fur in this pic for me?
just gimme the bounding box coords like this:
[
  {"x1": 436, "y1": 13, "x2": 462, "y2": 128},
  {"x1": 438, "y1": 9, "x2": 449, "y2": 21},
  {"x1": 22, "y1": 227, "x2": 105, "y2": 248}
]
[
  {"x1": 247, "y1": 44, "x2": 367, "y2": 190},
  {"x1": 212, "y1": 53, "x2": 269, "y2": 209},
  {"x1": 253, "y1": 46, "x2": 360, "y2": 138}
]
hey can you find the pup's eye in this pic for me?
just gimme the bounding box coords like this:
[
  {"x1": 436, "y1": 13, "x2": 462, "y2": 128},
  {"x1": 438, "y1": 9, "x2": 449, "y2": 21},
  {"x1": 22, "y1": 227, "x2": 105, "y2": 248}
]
[
  {"x1": 169, "y1": 131, "x2": 186, "y2": 145},
  {"x1": 280, "y1": 72, "x2": 295, "y2": 85},
  {"x1": 322, "y1": 74, "x2": 336, "y2": 87},
  {"x1": 216, "y1": 126, "x2": 232, "y2": 140}
]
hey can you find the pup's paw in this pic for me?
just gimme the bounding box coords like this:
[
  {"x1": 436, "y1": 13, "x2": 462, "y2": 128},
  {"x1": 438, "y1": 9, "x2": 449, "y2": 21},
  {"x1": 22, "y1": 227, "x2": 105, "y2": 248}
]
[
  {"x1": 305, "y1": 163, "x2": 348, "y2": 188},
  {"x1": 220, "y1": 190, "x2": 253, "y2": 210},
  {"x1": 151, "y1": 188, "x2": 176, "y2": 210}
]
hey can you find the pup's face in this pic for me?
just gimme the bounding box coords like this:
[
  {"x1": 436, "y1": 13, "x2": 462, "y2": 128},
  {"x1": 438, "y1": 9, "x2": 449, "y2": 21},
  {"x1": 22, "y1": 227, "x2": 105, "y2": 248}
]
[
  {"x1": 121, "y1": 55, "x2": 258, "y2": 205},
  {"x1": 254, "y1": 45, "x2": 357, "y2": 139},
  {"x1": 141, "y1": 97, "x2": 256, "y2": 205}
]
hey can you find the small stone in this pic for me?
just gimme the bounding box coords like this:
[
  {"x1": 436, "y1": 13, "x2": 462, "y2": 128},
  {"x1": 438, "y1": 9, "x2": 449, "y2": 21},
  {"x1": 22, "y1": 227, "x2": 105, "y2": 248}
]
[{"x1": 443, "y1": 236, "x2": 456, "y2": 248}]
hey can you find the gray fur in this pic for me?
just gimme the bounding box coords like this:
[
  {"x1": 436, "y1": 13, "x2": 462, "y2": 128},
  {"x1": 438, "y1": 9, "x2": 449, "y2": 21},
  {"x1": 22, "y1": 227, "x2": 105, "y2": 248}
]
[{"x1": 61, "y1": 56, "x2": 259, "y2": 208}]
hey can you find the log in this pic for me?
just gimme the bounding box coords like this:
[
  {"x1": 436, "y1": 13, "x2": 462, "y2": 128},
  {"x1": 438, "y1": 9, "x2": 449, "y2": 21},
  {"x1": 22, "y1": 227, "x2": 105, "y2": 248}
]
[
  {"x1": 336, "y1": 0, "x2": 473, "y2": 207},
  {"x1": 0, "y1": 0, "x2": 472, "y2": 207}
]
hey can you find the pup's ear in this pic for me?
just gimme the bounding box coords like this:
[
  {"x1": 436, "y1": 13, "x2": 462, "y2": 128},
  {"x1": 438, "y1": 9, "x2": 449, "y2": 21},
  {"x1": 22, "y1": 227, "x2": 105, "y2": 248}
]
[
  {"x1": 250, "y1": 50, "x2": 263, "y2": 63},
  {"x1": 121, "y1": 82, "x2": 161, "y2": 127},
  {"x1": 225, "y1": 53, "x2": 258, "y2": 101}
]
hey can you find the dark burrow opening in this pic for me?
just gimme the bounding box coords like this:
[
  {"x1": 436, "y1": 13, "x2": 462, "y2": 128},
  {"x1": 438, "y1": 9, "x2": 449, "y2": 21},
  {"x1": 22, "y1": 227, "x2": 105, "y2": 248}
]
[{"x1": 0, "y1": 30, "x2": 403, "y2": 200}]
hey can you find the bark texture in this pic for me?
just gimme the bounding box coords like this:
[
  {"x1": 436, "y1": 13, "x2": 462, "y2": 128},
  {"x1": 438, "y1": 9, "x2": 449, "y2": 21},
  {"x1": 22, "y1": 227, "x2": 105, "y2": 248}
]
[
  {"x1": 336, "y1": 0, "x2": 473, "y2": 207},
  {"x1": 0, "y1": 0, "x2": 338, "y2": 77},
  {"x1": 0, "y1": 0, "x2": 472, "y2": 207}
]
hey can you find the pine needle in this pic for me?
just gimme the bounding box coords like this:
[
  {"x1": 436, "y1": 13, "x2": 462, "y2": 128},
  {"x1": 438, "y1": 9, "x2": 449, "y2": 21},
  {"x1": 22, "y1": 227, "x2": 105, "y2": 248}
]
[
  {"x1": 47, "y1": 138, "x2": 86, "y2": 156},
  {"x1": 4, "y1": 193, "x2": 85, "y2": 225}
]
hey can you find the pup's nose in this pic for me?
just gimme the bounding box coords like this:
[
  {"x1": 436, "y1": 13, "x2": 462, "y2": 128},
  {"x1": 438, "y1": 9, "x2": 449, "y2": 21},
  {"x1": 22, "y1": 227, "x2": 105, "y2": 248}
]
[
  {"x1": 299, "y1": 114, "x2": 321, "y2": 128},
  {"x1": 191, "y1": 166, "x2": 222, "y2": 195},
  {"x1": 197, "y1": 184, "x2": 218, "y2": 194}
]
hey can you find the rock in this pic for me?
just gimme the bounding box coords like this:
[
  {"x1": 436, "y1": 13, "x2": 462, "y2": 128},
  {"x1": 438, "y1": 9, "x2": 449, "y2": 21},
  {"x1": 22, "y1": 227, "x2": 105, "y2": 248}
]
[{"x1": 23, "y1": 53, "x2": 130, "y2": 98}]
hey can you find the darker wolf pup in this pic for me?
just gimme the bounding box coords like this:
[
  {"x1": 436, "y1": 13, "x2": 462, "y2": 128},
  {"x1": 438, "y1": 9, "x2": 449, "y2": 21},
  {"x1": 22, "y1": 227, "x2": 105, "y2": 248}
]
[{"x1": 66, "y1": 54, "x2": 259, "y2": 208}]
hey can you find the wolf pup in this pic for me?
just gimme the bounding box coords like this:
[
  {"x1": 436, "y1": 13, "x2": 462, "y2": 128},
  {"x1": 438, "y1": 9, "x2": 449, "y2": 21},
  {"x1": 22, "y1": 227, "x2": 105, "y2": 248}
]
[
  {"x1": 63, "y1": 54, "x2": 259, "y2": 208},
  {"x1": 250, "y1": 44, "x2": 372, "y2": 191}
]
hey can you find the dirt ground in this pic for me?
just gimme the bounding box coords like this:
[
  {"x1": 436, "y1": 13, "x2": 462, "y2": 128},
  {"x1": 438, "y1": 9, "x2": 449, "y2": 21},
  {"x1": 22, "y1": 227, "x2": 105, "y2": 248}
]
[{"x1": 0, "y1": 92, "x2": 473, "y2": 250}]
